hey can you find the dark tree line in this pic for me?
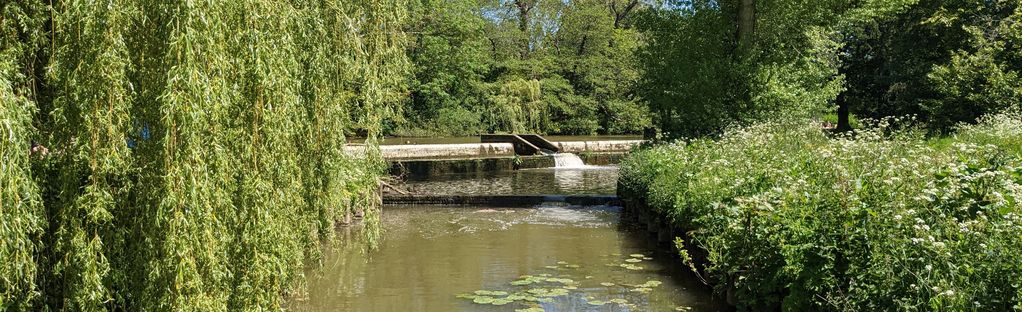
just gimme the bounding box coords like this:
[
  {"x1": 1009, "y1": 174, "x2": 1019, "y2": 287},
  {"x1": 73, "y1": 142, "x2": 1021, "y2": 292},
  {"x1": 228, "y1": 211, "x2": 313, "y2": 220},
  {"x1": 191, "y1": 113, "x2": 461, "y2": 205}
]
[{"x1": 637, "y1": 0, "x2": 1022, "y2": 138}]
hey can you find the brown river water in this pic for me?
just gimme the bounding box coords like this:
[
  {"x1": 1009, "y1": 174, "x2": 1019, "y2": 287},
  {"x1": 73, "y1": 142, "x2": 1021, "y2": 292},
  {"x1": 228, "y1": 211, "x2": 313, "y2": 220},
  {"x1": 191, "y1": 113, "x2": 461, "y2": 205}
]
[{"x1": 288, "y1": 167, "x2": 728, "y2": 312}]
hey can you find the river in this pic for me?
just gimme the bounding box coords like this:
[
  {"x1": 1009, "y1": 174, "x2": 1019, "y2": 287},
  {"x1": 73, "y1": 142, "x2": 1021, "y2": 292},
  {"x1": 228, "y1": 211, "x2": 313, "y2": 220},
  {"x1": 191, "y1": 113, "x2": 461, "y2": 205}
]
[{"x1": 289, "y1": 165, "x2": 727, "y2": 311}]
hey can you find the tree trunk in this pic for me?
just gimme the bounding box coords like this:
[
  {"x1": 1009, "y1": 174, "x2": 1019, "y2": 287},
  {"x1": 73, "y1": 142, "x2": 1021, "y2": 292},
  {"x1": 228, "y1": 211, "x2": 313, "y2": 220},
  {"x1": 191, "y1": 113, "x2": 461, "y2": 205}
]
[
  {"x1": 737, "y1": 0, "x2": 756, "y2": 51},
  {"x1": 837, "y1": 97, "x2": 851, "y2": 132},
  {"x1": 514, "y1": 0, "x2": 535, "y2": 58}
]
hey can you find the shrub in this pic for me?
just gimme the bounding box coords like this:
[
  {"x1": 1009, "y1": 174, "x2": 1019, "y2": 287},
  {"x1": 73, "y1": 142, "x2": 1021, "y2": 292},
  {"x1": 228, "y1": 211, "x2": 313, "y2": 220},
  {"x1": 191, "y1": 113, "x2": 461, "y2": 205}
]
[{"x1": 619, "y1": 114, "x2": 1022, "y2": 310}]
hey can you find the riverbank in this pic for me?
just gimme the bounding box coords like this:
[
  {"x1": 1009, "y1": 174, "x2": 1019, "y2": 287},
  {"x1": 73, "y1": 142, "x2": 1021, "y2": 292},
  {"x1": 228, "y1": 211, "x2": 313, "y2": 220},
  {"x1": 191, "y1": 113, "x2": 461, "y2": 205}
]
[{"x1": 617, "y1": 113, "x2": 1022, "y2": 310}]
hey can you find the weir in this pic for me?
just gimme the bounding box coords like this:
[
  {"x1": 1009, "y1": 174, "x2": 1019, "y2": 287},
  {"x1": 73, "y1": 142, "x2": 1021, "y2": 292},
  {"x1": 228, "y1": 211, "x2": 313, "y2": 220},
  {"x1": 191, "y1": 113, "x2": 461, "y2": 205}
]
[
  {"x1": 367, "y1": 134, "x2": 639, "y2": 206},
  {"x1": 346, "y1": 134, "x2": 642, "y2": 180}
]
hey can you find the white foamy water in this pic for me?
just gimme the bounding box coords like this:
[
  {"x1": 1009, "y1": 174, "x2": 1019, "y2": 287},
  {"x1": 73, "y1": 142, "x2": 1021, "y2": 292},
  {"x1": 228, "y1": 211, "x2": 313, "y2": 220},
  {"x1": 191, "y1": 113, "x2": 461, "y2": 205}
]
[{"x1": 552, "y1": 153, "x2": 587, "y2": 168}]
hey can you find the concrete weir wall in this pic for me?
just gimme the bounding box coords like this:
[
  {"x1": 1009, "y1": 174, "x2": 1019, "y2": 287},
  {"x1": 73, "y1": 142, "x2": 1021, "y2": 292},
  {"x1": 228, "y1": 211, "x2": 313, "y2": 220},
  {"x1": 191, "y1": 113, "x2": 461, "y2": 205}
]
[
  {"x1": 345, "y1": 139, "x2": 643, "y2": 179},
  {"x1": 344, "y1": 140, "x2": 642, "y2": 160},
  {"x1": 390, "y1": 155, "x2": 554, "y2": 178},
  {"x1": 346, "y1": 143, "x2": 516, "y2": 159},
  {"x1": 554, "y1": 140, "x2": 643, "y2": 154}
]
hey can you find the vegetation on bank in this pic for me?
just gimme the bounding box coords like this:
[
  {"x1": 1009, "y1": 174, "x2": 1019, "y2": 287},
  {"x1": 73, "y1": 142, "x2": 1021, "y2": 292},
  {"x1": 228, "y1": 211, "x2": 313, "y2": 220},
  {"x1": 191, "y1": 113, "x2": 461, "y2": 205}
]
[
  {"x1": 619, "y1": 113, "x2": 1022, "y2": 310},
  {"x1": 1, "y1": 0, "x2": 404, "y2": 310}
]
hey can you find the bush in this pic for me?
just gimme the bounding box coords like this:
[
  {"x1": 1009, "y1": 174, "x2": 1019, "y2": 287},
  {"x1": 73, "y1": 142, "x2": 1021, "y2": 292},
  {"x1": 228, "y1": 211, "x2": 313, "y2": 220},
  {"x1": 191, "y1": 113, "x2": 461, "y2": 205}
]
[{"x1": 619, "y1": 114, "x2": 1022, "y2": 310}]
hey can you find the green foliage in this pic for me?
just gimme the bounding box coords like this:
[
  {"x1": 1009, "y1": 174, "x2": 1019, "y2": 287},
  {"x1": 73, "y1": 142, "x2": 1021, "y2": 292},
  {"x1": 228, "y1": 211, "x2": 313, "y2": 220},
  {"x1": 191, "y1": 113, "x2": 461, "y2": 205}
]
[
  {"x1": 636, "y1": 0, "x2": 854, "y2": 139},
  {"x1": 840, "y1": 0, "x2": 1022, "y2": 132},
  {"x1": 46, "y1": 0, "x2": 134, "y2": 308},
  {"x1": 620, "y1": 114, "x2": 1022, "y2": 310},
  {"x1": 486, "y1": 78, "x2": 544, "y2": 133},
  {"x1": 1, "y1": 0, "x2": 406, "y2": 309},
  {"x1": 397, "y1": 0, "x2": 650, "y2": 136},
  {"x1": 925, "y1": 2, "x2": 1022, "y2": 130},
  {"x1": 1, "y1": 1, "x2": 47, "y2": 308}
]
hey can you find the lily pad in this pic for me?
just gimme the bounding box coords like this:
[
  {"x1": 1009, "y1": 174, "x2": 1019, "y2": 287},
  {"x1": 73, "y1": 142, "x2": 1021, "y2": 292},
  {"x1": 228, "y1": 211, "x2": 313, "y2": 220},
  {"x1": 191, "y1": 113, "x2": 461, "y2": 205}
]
[
  {"x1": 625, "y1": 258, "x2": 643, "y2": 263},
  {"x1": 588, "y1": 300, "x2": 607, "y2": 306},
  {"x1": 609, "y1": 298, "x2": 629, "y2": 304},
  {"x1": 629, "y1": 254, "x2": 645, "y2": 258},
  {"x1": 474, "y1": 290, "x2": 508, "y2": 296},
  {"x1": 547, "y1": 278, "x2": 575, "y2": 284},
  {"x1": 600, "y1": 282, "x2": 616, "y2": 287},
  {"x1": 516, "y1": 308, "x2": 545, "y2": 312},
  {"x1": 631, "y1": 287, "x2": 652, "y2": 293},
  {"x1": 472, "y1": 296, "x2": 495, "y2": 304},
  {"x1": 506, "y1": 294, "x2": 528, "y2": 301},
  {"x1": 619, "y1": 263, "x2": 644, "y2": 270},
  {"x1": 491, "y1": 298, "x2": 513, "y2": 305}
]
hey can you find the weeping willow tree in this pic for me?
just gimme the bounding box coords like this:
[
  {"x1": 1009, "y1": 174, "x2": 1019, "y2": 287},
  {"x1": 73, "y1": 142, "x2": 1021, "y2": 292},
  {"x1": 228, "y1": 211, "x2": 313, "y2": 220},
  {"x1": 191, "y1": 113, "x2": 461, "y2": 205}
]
[
  {"x1": 486, "y1": 78, "x2": 544, "y2": 133},
  {"x1": 0, "y1": 0, "x2": 408, "y2": 309},
  {"x1": 1, "y1": 0, "x2": 47, "y2": 309}
]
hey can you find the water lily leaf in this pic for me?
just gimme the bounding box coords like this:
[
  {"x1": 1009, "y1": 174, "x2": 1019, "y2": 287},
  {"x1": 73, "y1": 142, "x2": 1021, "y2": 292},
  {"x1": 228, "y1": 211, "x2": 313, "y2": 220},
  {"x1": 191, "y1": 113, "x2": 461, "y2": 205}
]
[
  {"x1": 556, "y1": 261, "x2": 568, "y2": 265},
  {"x1": 515, "y1": 307, "x2": 545, "y2": 312},
  {"x1": 544, "y1": 265, "x2": 559, "y2": 269},
  {"x1": 625, "y1": 258, "x2": 643, "y2": 263},
  {"x1": 563, "y1": 286, "x2": 578, "y2": 290},
  {"x1": 548, "y1": 278, "x2": 574, "y2": 284},
  {"x1": 600, "y1": 282, "x2": 616, "y2": 287},
  {"x1": 565, "y1": 264, "x2": 581, "y2": 269},
  {"x1": 474, "y1": 290, "x2": 509, "y2": 296},
  {"x1": 609, "y1": 298, "x2": 629, "y2": 304},
  {"x1": 631, "y1": 287, "x2": 652, "y2": 293},
  {"x1": 473, "y1": 296, "x2": 495, "y2": 304},
  {"x1": 527, "y1": 288, "x2": 550, "y2": 295},
  {"x1": 491, "y1": 298, "x2": 512, "y2": 305},
  {"x1": 588, "y1": 300, "x2": 607, "y2": 306},
  {"x1": 618, "y1": 263, "x2": 644, "y2": 270},
  {"x1": 507, "y1": 294, "x2": 527, "y2": 301},
  {"x1": 629, "y1": 254, "x2": 645, "y2": 258}
]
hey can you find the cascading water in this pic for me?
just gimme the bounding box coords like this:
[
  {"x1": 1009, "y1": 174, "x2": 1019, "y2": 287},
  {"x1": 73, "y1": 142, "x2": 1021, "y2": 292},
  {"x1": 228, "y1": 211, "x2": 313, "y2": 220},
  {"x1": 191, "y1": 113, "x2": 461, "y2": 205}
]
[{"x1": 552, "y1": 153, "x2": 587, "y2": 168}]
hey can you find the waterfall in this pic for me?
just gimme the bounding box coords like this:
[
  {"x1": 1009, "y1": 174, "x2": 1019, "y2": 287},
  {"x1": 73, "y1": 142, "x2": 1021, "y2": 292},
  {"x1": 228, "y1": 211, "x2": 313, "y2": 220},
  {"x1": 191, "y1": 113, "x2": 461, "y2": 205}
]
[{"x1": 552, "y1": 153, "x2": 587, "y2": 168}]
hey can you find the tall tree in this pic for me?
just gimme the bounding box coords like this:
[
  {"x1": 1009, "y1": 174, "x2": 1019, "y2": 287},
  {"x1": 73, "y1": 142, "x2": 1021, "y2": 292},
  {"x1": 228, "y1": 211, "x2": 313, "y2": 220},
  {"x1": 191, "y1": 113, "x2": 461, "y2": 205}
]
[{"x1": 737, "y1": 0, "x2": 755, "y2": 51}]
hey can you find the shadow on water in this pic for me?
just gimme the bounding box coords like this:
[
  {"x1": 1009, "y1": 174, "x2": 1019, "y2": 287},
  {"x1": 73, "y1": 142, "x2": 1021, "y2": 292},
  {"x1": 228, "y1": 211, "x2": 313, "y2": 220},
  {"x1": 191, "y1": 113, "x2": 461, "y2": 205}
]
[{"x1": 401, "y1": 167, "x2": 620, "y2": 196}]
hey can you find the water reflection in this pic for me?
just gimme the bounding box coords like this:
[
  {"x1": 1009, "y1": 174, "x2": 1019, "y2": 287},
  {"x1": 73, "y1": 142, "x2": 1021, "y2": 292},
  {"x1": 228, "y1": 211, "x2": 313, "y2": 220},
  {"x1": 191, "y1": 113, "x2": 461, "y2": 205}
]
[
  {"x1": 402, "y1": 167, "x2": 619, "y2": 196},
  {"x1": 289, "y1": 205, "x2": 727, "y2": 312}
]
